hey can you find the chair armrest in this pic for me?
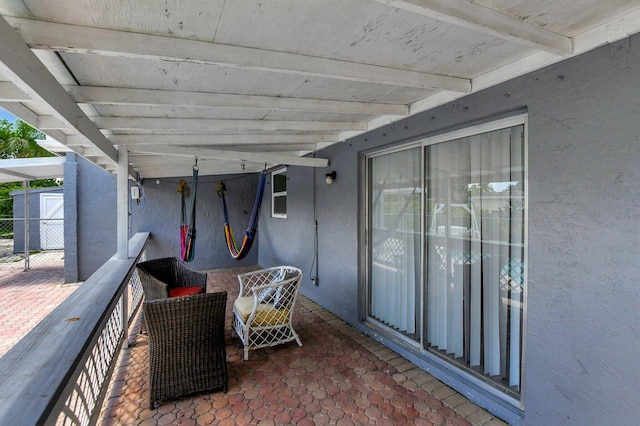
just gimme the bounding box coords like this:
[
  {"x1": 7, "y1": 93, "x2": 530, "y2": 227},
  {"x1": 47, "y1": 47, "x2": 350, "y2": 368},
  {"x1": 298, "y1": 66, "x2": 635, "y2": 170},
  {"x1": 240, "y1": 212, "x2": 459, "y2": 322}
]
[
  {"x1": 175, "y1": 262, "x2": 207, "y2": 290},
  {"x1": 137, "y1": 268, "x2": 169, "y2": 301}
]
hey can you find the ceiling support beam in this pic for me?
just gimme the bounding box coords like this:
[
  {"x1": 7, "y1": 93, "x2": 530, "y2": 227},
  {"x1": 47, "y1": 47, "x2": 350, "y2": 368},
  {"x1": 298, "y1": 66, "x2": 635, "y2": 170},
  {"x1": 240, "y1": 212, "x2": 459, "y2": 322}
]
[
  {"x1": 0, "y1": 81, "x2": 30, "y2": 102},
  {"x1": 370, "y1": 0, "x2": 572, "y2": 55},
  {"x1": 0, "y1": 16, "x2": 117, "y2": 163},
  {"x1": 131, "y1": 145, "x2": 329, "y2": 168},
  {"x1": 8, "y1": 17, "x2": 471, "y2": 92},
  {"x1": 92, "y1": 117, "x2": 367, "y2": 132},
  {"x1": 0, "y1": 101, "x2": 39, "y2": 126},
  {"x1": 105, "y1": 134, "x2": 338, "y2": 146},
  {"x1": 65, "y1": 85, "x2": 409, "y2": 116},
  {"x1": 189, "y1": 144, "x2": 316, "y2": 152},
  {"x1": 126, "y1": 162, "x2": 262, "y2": 177}
]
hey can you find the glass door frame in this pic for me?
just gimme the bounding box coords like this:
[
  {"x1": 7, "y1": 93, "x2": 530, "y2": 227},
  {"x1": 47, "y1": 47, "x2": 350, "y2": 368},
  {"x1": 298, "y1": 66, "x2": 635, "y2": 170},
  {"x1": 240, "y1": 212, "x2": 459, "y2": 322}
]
[{"x1": 361, "y1": 113, "x2": 528, "y2": 409}]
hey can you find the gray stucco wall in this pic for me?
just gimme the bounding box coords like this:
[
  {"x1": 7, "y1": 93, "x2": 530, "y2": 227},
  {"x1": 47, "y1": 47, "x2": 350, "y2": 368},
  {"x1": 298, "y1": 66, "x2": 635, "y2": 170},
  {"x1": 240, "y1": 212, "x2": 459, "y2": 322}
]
[
  {"x1": 259, "y1": 160, "x2": 360, "y2": 324},
  {"x1": 63, "y1": 156, "x2": 78, "y2": 282},
  {"x1": 131, "y1": 173, "x2": 259, "y2": 270},
  {"x1": 64, "y1": 153, "x2": 118, "y2": 282},
  {"x1": 258, "y1": 37, "x2": 640, "y2": 424},
  {"x1": 63, "y1": 154, "x2": 259, "y2": 281}
]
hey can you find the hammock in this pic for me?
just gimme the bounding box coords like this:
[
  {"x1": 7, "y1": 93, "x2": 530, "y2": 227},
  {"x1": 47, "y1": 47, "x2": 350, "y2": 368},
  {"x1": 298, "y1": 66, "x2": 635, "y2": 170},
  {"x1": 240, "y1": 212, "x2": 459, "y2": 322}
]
[
  {"x1": 217, "y1": 171, "x2": 267, "y2": 260},
  {"x1": 179, "y1": 163, "x2": 199, "y2": 262}
]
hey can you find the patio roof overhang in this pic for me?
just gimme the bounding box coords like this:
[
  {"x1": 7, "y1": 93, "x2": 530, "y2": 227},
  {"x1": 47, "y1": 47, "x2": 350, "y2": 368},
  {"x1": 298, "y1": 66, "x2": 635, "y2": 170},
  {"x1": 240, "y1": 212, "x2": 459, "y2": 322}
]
[
  {"x1": 0, "y1": 156, "x2": 64, "y2": 183},
  {"x1": 0, "y1": 1, "x2": 639, "y2": 180}
]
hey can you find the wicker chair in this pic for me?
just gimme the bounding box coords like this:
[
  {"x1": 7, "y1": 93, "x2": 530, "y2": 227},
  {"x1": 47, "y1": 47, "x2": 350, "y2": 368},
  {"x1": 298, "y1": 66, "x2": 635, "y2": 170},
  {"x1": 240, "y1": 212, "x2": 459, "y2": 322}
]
[
  {"x1": 232, "y1": 266, "x2": 303, "y2": 360},
  {"x1": 144, "y1": 291, "x2": 228, "y2": 409},
  {"x1": 136, "y1": 257, "x2": 207, "y2": 301}
]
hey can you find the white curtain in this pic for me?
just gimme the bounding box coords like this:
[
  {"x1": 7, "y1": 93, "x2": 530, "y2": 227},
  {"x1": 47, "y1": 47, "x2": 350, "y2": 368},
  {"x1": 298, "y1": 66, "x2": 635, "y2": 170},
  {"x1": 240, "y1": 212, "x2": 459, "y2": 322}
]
[
  {"x1": 426, "y1": 125, "x2": 525, "y2": 391},
  {"x1": 369, "y1": 147, "x2": 421, "y2": 338},
  {"x1": 367, "y1": 123, "x2": 525, "y2": 393}
]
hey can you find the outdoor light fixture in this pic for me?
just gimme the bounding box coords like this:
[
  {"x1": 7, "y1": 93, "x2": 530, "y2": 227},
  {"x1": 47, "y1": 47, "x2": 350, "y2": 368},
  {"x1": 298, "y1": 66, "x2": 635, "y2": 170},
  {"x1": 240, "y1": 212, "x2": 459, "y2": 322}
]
[{"x1": 325, "y1": 171, "x2": 337, "y2": 185}]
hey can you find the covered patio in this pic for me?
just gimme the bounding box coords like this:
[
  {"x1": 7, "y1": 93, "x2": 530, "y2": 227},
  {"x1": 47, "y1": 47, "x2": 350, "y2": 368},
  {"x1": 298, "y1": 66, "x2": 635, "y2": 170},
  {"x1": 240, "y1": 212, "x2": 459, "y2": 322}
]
[
  {"x1": 2, "y1": 2, "x2": 640, "y2": 425},
  {"x1": 102, "y1": 266, "x2": 504, "y2": 426}
]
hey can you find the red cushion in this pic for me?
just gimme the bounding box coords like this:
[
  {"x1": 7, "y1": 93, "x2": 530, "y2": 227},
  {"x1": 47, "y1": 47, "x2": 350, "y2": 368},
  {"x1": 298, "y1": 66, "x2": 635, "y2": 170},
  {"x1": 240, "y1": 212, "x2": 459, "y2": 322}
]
[{"x1": 169, "y1": 286, "x2": 204, "y2": 298}]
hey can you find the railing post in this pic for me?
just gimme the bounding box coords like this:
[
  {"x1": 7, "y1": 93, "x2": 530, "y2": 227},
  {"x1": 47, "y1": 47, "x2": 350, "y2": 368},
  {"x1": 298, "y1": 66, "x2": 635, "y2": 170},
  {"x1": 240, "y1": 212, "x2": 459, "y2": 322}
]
[
  {"x1": 23, "y1": 179, "x2": 29, "y2": 271},
  {"x1": 122, "y1": 285, "x2": 129, "y2": 349}
]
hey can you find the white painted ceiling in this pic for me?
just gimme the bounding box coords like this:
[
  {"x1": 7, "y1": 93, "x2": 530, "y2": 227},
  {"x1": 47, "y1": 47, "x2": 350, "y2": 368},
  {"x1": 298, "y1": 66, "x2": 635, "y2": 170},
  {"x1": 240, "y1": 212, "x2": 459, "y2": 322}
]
[{"x1": 0, "y1": 0, "x2": 639, "y2": 179}]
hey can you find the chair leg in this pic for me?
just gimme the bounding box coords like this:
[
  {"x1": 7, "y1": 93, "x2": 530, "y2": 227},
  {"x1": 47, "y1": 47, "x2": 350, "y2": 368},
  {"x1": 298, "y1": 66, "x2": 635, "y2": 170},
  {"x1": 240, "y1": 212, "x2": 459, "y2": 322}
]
[
  {"x1": 244, "y1": 347, "x2": 249, "y2": 361},
  {"x1": 295, "y1": 336, "x2": 303, "y2": 347}
]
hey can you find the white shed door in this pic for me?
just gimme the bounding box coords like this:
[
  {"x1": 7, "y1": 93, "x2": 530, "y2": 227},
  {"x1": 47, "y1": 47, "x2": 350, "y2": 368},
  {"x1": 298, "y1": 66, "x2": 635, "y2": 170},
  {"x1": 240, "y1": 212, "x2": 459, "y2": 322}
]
[{"x1": 40, "y1": 193, "x2": 64, "y2": 249}]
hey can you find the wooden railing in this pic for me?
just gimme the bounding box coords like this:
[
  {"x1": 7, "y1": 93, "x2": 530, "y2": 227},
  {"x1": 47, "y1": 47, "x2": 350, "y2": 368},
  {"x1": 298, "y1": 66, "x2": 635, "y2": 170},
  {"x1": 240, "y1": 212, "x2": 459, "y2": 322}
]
[{"x1": 0, "y1": 232, "x2": 150, "y2": 426}]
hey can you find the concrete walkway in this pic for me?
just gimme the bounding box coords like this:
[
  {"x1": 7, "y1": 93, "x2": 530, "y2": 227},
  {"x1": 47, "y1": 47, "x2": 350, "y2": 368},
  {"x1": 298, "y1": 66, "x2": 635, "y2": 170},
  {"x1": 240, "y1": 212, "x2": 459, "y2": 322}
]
[{"x1": 0, "y1": 258, "x2": 78, "y2": 357}]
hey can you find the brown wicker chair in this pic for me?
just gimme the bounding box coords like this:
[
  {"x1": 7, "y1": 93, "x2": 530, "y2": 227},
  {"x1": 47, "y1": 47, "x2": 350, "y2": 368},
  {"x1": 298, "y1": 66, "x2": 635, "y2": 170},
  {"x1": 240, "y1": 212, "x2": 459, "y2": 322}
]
[
  {"x1": 136, "y1": 257, "x2": 207, "y2": 301},
  {"x1": 144, "y1": 291, "x2": 228, "y2": 409}
]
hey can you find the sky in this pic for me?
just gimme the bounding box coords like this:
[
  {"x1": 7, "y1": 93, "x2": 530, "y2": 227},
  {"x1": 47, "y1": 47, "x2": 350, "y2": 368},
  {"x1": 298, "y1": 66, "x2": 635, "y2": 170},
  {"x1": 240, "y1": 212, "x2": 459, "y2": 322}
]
[{"x1": 0, "y1": 108, "x2": 17, "y2": 123}]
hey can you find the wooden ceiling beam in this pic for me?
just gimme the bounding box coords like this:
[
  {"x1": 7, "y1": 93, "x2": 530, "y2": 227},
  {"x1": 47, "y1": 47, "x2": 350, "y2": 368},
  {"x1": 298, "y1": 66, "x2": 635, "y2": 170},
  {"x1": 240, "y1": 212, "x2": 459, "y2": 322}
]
[
  {"x1": 130, "y1": 145, "x2": 329, "y2": 168},
  {"x1": 66, "y1": 85, "x2": 409, "y2": 116},
  {"x1": 0, "y1": 81, "x2": 30, "y2": 102},
  {"x1": 8, "y1": 17, "x2": 470, "y2": 92},
  {"x1": 106, "y1": 134, "x2": 338, "y2": 146},
  {"x1": 92, "y1": 117, "x2": 367, "y2": 132},
  {"x1": 0, "y1": 16, "x2": 117, "y2": 163},
  {"x1": 370, "y1": 0, "x2": 572, "y2": 55}
]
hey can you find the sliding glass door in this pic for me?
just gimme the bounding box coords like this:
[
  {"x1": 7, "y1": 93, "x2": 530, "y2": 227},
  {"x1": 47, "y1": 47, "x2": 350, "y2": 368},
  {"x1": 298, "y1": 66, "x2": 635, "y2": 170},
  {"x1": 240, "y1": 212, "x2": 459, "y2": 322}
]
[
  {"x1": 368, "y1": 146, "x2": 421, "y2": 341},
  {"x1": 366, "y1": 117, "x2": 526, "y2": 398},
  {"x1": 425, "y1": 123, "x2": 525, "y2": 396}
]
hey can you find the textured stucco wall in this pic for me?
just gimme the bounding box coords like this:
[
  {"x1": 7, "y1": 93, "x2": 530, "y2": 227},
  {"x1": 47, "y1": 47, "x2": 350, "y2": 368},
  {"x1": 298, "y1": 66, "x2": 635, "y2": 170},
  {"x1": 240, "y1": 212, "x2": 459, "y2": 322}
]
[
  {"x1": 63, "y1": 155, "x2": 259, "y2": 281},
  {"x1": 131, "y1": 173, "x2": 259, "y2": 270},
  {"x1": 258, "y1": 155, "x2": 361, "y2": 324},
  {"x1": 258, "y1": 36, "x2": 640, "y2": 425},
  {"x1": 69, "y1": 153, "x2": 119, "y2": 281},
  {"x1": 63, "y1": 157, "x2": 78, "y2": 282}
]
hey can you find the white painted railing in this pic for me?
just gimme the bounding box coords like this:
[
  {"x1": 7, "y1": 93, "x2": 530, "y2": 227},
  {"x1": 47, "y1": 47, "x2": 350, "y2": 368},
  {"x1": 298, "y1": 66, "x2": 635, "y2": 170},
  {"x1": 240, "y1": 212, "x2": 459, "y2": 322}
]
[{"x1": 0, "y1": 232, "x2": 149, "y2": 426}]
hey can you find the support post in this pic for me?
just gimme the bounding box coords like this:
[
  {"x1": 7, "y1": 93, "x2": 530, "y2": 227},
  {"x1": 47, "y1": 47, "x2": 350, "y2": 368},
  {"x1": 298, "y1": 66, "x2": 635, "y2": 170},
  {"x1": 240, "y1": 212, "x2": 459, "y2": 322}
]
[
  {"x1": 117, "y1": 147, "x2": 128, "y2": 260},
  {"x1": 117, "y1": 147, "x2": 129, "y2": 347},
  {"x1": 23, "y1": 180, "x2": 29, "y2": 271}
]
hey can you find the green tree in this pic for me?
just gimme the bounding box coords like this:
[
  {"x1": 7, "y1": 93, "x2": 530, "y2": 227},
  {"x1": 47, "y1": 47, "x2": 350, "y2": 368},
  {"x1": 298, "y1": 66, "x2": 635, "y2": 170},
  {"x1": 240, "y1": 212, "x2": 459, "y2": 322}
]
[
  {"x1": 0, "y1": 119, "x2": 61, "y2": 219},
  {"x1": 0, "y1": 119, "x2": 50, "y2": 159}
]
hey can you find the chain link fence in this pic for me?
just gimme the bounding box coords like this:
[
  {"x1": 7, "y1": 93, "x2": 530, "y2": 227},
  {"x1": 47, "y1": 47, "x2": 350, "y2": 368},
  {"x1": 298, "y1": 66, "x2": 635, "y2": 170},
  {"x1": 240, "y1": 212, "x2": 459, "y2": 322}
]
[{"x1": 0, "y1": 217, "x2": 64, "y2": 270}]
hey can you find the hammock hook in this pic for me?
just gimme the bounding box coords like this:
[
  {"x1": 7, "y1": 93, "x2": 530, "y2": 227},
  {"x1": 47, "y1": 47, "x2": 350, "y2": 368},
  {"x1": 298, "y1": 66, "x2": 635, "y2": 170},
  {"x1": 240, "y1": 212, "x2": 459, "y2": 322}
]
[{"x1": 216, "y1": 181, "x2": 226, "y2": 198}]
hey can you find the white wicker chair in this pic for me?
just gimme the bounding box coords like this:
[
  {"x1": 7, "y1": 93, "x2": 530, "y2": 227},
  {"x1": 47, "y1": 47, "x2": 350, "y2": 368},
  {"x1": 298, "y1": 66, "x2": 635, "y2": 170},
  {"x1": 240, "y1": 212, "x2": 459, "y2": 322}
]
[{"x1": 232, "y1": 266, "x2": 303, "y2": 360}]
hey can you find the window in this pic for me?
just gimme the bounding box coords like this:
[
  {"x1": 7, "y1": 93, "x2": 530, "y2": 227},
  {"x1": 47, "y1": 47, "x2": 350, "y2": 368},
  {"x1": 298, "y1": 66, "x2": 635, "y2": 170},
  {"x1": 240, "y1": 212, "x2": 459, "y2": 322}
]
[
  {"x1": 271, "y1": 168, "x2": 287, "y2": 218},
  {"x1": 366, "y1": 116, "x2": 527, "y2": 401}
]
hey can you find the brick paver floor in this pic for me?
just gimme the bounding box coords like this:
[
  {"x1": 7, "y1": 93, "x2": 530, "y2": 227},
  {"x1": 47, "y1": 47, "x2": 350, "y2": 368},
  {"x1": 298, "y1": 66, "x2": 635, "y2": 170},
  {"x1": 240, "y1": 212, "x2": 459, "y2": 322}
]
[
  {"x1": 0, "y1": 256, "x2": 79, "y2": 357},
  {"x1": 100, "y1": 266, "x2": 508, "y2": 426}
]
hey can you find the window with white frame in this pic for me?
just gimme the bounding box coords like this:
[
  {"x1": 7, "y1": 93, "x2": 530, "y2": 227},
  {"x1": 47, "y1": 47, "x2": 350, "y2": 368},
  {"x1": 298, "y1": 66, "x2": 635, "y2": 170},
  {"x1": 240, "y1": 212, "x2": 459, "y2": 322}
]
[
  {"x1": 271, "y1": 168, "x2": 287, "y2": 218},
  {"x1": 366, "y1": 116, "x2": 527, "y2": 401}
]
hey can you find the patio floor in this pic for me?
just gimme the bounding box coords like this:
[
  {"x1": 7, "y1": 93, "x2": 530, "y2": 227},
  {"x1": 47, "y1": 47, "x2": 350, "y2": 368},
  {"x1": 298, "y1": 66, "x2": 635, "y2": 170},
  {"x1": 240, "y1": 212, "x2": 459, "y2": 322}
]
[
  {"x1": 0, "y1": 255, "x2": 77, "y2": 357},
  {"x1": 100, "y1": 266, "x2": 508, "y2": 426}
]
